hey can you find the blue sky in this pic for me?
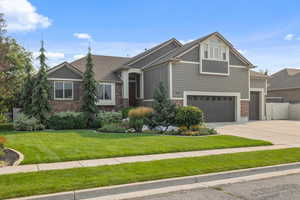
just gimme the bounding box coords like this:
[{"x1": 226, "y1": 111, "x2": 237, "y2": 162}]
[{"x1": 1, "y1": 0, "x2": 300, "y2": 73}]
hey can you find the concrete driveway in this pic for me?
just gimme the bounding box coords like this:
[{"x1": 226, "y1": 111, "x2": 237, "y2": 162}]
[{"x1": 208, "y1": 120, "x2": 300, "y2": 146}]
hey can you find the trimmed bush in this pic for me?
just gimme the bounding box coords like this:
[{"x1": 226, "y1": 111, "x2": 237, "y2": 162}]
[
  {"x1": 0, "y1": 123, "x2": 14, "y2": 131},
  {"x1": 97, "y1": 123, "x2": 127, "y2": 133},
  {"x1": 48, "y1": 112, "x2": 87, "y2": 130},
  {"x1": 0, "y1": 114, "x2": 7, "y2": 123},
  {"x1": 97, "y1": 111, "x2": 122, "y2": 124},
  {"x1": 175, "y1": 106, "x2": 204, "y2": 129},
  {"x1": 89, "y1": 118, "x2": 102, "y2": 129},
  {"x1": 0, "y1": 136, "x2": 6, "y2": 157},
  {"x1": 128, "y1": 107, "x2": 153, "y2": 132},
  {"x1": 13, "y1": 113, "x2": 45, "y2": 131},
  {"x1": 121, "y1": 107, "x2": 135, "y2": 119}
]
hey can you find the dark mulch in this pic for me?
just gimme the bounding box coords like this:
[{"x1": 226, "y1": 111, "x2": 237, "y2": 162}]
[{"x1": 0, "y1": 149, "x2": 19, "y2": 166}]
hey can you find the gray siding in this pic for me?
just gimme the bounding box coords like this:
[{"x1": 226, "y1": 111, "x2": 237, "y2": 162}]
[
  {"x1": 48, "y1": 80, "x2": 81, "y2": 101},
  {"x1": 143, "y1": 63, "x2": 169, "y2": 99},
  {"x1": 172, "y1": 63, "x2": 249, "y2": 99},
  {"x1": 179, "y1": 46, "x2": 199, "y2": 62},
  {"x1": 202, "y1": 60, "x2": 229, "y2": 74},
  {"x1": 48, "y1": 65, "x2": 82, "y2": 79},
  {"x1": 251, "y1": 78, "x2": 266, "y2": 93},
  {"x1": 229, "y1": 51, "x2": 247, "y2": 66},
  {"x1": 131, "y1": 42, "x2": 179, "y2": 68}
]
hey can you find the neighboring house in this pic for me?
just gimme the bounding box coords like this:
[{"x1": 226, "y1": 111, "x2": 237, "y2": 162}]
[
  {"x1": 268, "y1": 68, "x2": 300, "y2": 103},
  {"x1": 47, "y1": 32, "x2": 268, "y2": 122}
]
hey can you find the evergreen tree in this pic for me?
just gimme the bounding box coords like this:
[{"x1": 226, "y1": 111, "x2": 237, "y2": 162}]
[
  {"x1": 151, "y1": 82, "x2": 177, "y2": 132},
  {"x1": 31, "y1": 41, "x2": 51, "y2": 124},
  {"x1": 81, "y1": 47, "x2": 97, "y2": 126},
  {"x1": 20, "y1": 59, "x2": 34, "y2": 115}
]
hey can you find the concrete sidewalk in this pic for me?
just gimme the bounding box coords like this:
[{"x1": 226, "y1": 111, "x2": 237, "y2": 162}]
[
  {"x1": 10, "y1": 161, "x2": 300, "y2": 200},
  {"x1": 0, "y1": 144, "x2": 293, "y2": 175}
]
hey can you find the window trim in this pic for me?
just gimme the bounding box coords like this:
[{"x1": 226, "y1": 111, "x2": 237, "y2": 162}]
[
  {"x1": 54, "y1": 81, "x2": 74, "y2": 100},
  {"x1": 96, "y1": 82, "x2": 116, "y2": 106},
  {"x1": 199, "y1": 37, "x2": 230, "y2": 76}
]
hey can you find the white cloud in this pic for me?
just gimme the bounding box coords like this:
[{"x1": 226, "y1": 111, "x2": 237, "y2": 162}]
[
  {"x1": 237, "y1": 49, "x2": 247, "y2": 54},
  {"x1": 284, "y1": 34, "x2": 294, "y2": 40},
  {"x1": 179, "y1": 39, "x2": 194, "y2": 44},
  {"x1": 33, "y1": 52, "x2": 65, "y2": 59},
  {"x1": 0, "y1": 0, "x2": 51, "y2": 32},
  {"x1": 73, "y1": 54, "x2": 85, "y2": 60},
  {"x1": 74, "y1": 33, "x2": 91, "y2": 39}
]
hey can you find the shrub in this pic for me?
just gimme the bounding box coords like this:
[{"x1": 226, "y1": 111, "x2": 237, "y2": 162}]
[
  {"x1": 89, "y1": 118, "x2": 102, "y2": 129},
  {"x1": 128, "y1": 107, "x2": 153, "y2": 132},
  {"x1": 0, "y1": 123, "x2": 14, "y2": 131},
  {"x1": 97, "y1": 123, "x2": 127, "y2": 133},
  {"x1": 0, "y1": 136, "x2": 6, "y2": 157},
  {"x1": 97, "y1": 111, "x2": 122, "y2": 124},
  {"x1": 175, "y1": 106, "x2": 204, "y2": 129},
  {"x1": 150, "y1": 82, "x2": 177, "y2": 131},
  {"x1": 180, "y1": 128, "x2": 217, "y2": 136},
  {"x1": 13, "y1": 113, "x2": 45, "y2": 131},
  {"x1": 48, "y1": 112, "x2": 87, "y2": 130},
  {"x1": 0, "y1": 114, "x2": 7, "y2": 123},
  {"x1": 121, "y1": 107, "x2": 135, "y2": 119}
]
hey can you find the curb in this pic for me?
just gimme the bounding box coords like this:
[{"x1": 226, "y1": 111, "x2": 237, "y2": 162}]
[{"x1": 8, "y1": 161, "x2": 300, "y2": 200}]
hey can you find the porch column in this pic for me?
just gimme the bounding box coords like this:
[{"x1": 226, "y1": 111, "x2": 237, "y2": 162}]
[{"x1": 121, "y1": 70, "x2": 129, "y2": 106}]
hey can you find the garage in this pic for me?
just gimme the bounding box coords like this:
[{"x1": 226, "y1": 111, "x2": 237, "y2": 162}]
[{"x1": 187, "y1": 95, "x2": 235, "y2": 122}]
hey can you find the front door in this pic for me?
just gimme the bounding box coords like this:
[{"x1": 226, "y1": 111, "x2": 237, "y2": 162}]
[
  {"x1": 249, "y1": 92, "x2": 260, "y2": 120},
  {"x1": 129, "y1": 81, "x2": 137, "y2": 106}
]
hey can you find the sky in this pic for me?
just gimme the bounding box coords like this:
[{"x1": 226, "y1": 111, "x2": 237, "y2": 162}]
[{"x1": 1, "y1": 0, "x2": 300, "y2": 73}]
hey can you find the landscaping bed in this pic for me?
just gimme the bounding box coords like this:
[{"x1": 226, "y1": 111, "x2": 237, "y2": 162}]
[
  {"x1": 0, "y1": 148, "x2": 299, "y2": 199},
  {"x1": 0, "y1": 149, "x2": 19, "y2": 166},
  {"x1": 0, "y1": 130, "x2": 272, "y2": 164}
]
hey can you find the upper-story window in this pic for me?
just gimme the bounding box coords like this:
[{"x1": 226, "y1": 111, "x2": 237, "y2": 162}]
[
  {"x1": 54, "y1": 81, "x2": 73, "y2": 100},
  {"x1": 202, "y1": 37, "x2": 228, "y2": 62}
]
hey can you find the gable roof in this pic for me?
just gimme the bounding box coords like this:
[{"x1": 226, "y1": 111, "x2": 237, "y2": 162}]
[
  {"x1": 269, "y1": 68, "x2": 300, "y2": 90},
  {"x1": 71, "y1": 55, "x2": 130, "y2": 82},
  {"x1": 124, "y1": 38, "x2": 182, "y2": 66},
  {"x1": 47, "y1": 62, "x2": 83, "y2": 77},
  {"x1": 149, "y1": 32, "x2": 254, "y2": 68}
]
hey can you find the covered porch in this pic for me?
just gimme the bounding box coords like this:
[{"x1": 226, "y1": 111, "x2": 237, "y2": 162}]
[{"x1": 121, "y1": 68, "x2": 144, "y2": 107}]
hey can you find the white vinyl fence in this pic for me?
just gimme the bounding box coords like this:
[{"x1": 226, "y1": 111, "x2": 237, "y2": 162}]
[{"x1": 266, "y1": 103, "x2": 300, "y2": 120}]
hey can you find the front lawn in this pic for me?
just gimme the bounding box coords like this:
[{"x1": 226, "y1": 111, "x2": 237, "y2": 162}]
[
  {"x1": 0, "y1": 130, "x2": 271, "y2": 164},
  {"x1": 0, "y1": 148, "x2": 299, "y2": 199}
]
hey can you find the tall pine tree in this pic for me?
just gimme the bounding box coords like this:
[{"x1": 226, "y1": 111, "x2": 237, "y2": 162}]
[
  {"x1": 151, "y1": 82, "x2": 177, "y2": 132},
  {"x1": 20, "y1": 59, "x2": 34, "y2": 115},
  {"x1": 81, "y1": 47, "x2": 97, "y2": 126},
  {"x1": 31, "y1": 40, "x2": 51, "y2": 124}
]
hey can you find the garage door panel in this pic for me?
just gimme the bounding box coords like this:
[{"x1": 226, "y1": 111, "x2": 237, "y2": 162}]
[{"x1": 187, "y1": 95, "x2": 235, "y2": 122}]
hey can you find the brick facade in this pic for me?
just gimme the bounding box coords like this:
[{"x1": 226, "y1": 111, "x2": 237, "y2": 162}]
[
  {"x1": 171, "y1": 100, "x2": 183, "y2": 106},
  {"x1": 50, "y1": 100, "x2": 82, "y2": 112},
  {"x1": 49, "y1": 82, "x2": 124, "y2": 112},
  {"x1": 240, "y1": 100, "x2": 249, "y2": 117}
]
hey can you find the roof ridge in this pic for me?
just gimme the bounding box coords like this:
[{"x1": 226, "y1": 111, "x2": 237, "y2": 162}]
[{"x1": 123, "y1": 37, "x2": 182, "y2": 66}]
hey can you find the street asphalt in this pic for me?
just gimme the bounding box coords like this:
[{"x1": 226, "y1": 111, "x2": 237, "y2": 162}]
[{"x1": 133, "y1": 173, "x2": 300, "y2": 200}]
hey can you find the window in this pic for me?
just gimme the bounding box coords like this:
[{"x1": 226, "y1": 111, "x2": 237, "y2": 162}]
[
  {"x1": 97, "y1": 84, "x2": 112, "y2": 100},
  {"x1": 54, "y1": 81, "x2": 73, "y2": 100},
  {"x1": 202, "y1": 37, "x2": 228, "y2": 62},
  {"x1": 96, "y1": 83, "x2": 115, "y2": 105}
]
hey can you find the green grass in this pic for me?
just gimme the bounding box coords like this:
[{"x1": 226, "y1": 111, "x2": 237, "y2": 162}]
[
  {"x1": 1, "y1": 148, "x2": 300, "y2": 199},
  {"x1": 0, "y1": 130, "x2": 271, "y2": 164}
]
